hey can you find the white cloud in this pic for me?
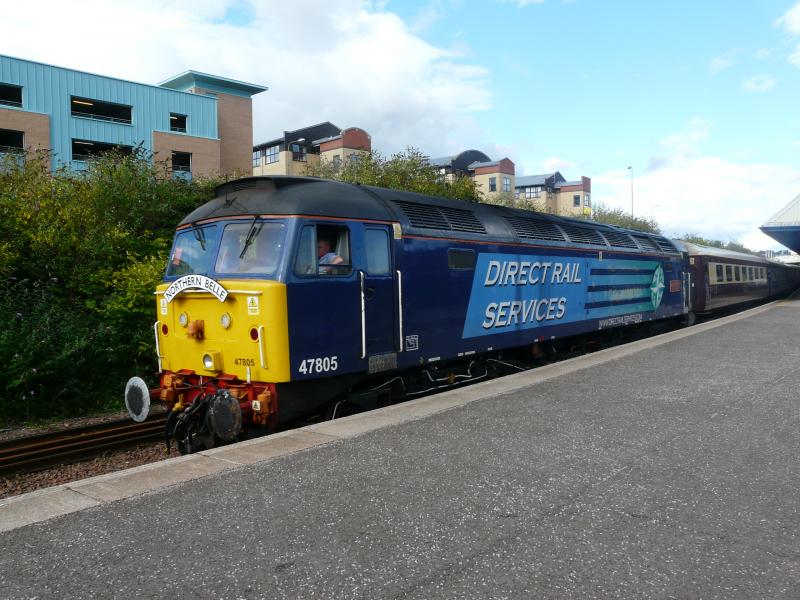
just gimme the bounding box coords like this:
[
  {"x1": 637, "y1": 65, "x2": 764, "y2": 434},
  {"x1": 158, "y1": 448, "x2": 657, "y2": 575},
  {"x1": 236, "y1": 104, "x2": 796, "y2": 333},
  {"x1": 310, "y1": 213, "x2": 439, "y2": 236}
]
[
  {"x1": 709, "y1": 48, "x2": 740, "y2": 73},
  {"x1": 776, "y1": 2, "x2": 800, "y2": 34},
  {"x1": 742, "y1": 75, "x2": 777, "y2": 92},
  {"x1": 776, "y1": 3, "x2": 800, "y2": 67},
  {"x1": 0, "y1": 0, "x2": 493, "y2": 156},
  {"x1": 593, "y1": 120, "x2": 800, "y2": 250},
  {"x1": 754, "y1": 48, "x2": 773, "y2": 60},
  {"x1": 497, "y1": 0, "x2": 545, "y2": 7}
]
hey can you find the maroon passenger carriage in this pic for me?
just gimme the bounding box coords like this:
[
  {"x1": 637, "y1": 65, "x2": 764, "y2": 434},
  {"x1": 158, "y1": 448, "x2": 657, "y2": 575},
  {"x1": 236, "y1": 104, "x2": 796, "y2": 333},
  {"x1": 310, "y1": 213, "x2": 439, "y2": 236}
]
[{"x1": 675, "y1": 241, "x2": 800, "y2": 321}]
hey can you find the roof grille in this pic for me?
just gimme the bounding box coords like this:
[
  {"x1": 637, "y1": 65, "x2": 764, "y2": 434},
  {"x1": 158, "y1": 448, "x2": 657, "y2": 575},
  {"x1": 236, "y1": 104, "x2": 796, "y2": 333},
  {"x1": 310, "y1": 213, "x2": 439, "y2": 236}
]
[
  {"x1": 439, "y1": 206, "x2": 486, "y2": 234},
  {"x1": 632, "y1": 234, "x2": 660, "y2": 252},
  {"x1": 651, "y1": 236, "x2": 678, "y2": 253},
  {"x1": 600, "y1": 230, "x2": 639, "y2": 249},
  {"x1": 393, "y1": 200, "x2": 486, "y2": 234},
  {"x1": 559, "y1": 223, "x2": 607, "y2": 246},
  {"x1": 504, "y1": 216, "x2": 567, "y2": 242},
  {"x1": 231, "y1": 180, "x2": 257, "y2": 191}
]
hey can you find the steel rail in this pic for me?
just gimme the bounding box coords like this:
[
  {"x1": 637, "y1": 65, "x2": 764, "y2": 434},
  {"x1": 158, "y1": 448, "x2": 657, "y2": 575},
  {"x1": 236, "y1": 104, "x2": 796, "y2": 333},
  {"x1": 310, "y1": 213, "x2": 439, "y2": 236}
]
[{"x1": 0, "y1": 415, "x2": 168, "y2": 475}]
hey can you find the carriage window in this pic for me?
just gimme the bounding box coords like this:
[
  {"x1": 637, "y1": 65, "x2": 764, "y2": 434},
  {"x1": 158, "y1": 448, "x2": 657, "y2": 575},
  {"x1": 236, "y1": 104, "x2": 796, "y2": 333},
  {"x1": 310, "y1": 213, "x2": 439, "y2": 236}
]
[
  {"x1": 715, "y1": 264, "x2": 723, "y2": 282},
  {"x1": 294, "y1": 224, "x2": 351, "y2": 276},
  {"x1": 215, "y1": 221, "x2": 286, "y2": 276},
  {"x1": 734, "y1": 266, "x2": 741, "y2": 281},
  {"x1": 364, "y1": 228, "x2": 390, "y2": 275},
  {"x1": 749, "y1": 267, "x2": 755, "y2": 280},
  {"x1": 725, "y1": 265, "x2": 733, "y2": 282},
  {"x1": 448, "y1": 249, "x2": 476, "y2": 270},
  {"x1": 742, "y1": 267, "x2": 748, "y2": 281}
]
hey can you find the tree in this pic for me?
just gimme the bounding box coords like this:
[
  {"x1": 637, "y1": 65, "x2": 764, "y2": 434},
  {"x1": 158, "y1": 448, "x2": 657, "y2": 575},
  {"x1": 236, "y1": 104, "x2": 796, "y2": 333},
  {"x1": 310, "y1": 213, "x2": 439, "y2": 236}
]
[
  {"x1": 678, "y1": 233, "x2": 756, "y2": 255},
  {"x1": 303, "y1": 147, "x2": 483, "y2": 202},
  {"x1": 587, "y1": 203, "x2": 661, "y2": 234}
]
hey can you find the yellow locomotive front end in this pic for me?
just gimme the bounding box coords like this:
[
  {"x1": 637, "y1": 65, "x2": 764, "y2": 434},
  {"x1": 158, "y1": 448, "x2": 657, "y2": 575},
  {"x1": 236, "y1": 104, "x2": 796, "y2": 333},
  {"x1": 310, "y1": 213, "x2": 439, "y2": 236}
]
[{"x1": 125, "y1": 216, "x2": 293, "y2": 453}]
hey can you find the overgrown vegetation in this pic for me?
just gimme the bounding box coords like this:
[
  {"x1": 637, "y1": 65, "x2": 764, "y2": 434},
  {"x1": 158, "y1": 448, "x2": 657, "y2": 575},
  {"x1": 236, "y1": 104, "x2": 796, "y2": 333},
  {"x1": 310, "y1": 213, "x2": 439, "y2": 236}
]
[
  {"x1": 678, "y1": 233, "x2": 756, "y2": 255},
  {"x1": 304, "y1": 147, "x2": 482, "y2": 202},
  {"x1": 0, "y1": 150, "x2": 223, "y2": 423},
  {"x1": 585, "y1": 203, "x2": 661, "y2": 234}
]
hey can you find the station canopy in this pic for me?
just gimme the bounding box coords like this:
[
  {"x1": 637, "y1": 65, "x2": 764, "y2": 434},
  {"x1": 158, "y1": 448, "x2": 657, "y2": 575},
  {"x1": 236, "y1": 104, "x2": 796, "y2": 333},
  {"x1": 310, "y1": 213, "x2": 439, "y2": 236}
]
[{"x1": 760, "y1": 192, "x2": 800, "y2": 253}]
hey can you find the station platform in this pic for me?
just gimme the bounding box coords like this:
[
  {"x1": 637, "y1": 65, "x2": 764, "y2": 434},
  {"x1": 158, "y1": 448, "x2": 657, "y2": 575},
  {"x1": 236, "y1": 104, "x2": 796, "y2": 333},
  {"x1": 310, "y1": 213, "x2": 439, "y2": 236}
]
[{"x1": 1, "y1": 299, "x2": 799, "y2": 598}]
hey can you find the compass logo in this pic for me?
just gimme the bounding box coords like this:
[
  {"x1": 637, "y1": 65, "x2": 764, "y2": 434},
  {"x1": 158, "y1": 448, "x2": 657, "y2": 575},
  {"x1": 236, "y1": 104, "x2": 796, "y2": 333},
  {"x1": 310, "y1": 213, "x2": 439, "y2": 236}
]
[{"x1": 650, "y1": 265, "x2": 665, "y2": 309}]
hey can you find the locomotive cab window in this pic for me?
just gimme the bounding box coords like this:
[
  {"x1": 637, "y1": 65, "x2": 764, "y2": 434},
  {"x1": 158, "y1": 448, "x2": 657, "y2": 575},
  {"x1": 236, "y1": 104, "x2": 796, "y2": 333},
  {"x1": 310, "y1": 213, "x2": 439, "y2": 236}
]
[
  {"x1": 166, "y1": 224, "x2": 221, "y2": 277},
  {"x1": 294, "y1": 224, "x2": 351, "y2": 276},
  {"x1": 214, "y1": 220, "x2": 286, "y2": 276},
  {"x1": 364, "y1": 228, "x2": 391, "y2": 276}
]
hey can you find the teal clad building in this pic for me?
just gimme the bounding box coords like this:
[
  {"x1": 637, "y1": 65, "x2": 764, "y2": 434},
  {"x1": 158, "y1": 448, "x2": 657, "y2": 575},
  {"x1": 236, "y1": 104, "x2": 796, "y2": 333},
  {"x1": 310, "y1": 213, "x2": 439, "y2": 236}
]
[{"x1": 0, "y1": 55, "x2": 266, "y2": 178}]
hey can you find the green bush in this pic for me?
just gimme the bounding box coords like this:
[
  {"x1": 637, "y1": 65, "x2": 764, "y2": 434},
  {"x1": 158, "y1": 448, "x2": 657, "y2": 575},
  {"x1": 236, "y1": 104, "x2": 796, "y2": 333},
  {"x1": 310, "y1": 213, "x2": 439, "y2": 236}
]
[{"x1": 0, "y1": 150, "x2": 223, "y2": 424}]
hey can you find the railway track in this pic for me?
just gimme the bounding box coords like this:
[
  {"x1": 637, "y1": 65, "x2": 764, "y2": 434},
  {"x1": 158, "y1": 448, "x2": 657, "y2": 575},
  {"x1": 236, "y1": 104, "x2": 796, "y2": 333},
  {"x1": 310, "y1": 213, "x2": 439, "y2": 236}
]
[{"x1": 0, "y1": 415, "x2": 168, "y2": 476}]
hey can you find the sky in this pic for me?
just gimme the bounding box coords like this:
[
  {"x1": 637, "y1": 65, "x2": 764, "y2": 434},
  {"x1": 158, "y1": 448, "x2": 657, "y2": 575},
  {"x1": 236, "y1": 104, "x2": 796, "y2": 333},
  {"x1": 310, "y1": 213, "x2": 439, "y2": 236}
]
[{"x1": 3, "y1": 0, "x2": 800, "y2": 250}]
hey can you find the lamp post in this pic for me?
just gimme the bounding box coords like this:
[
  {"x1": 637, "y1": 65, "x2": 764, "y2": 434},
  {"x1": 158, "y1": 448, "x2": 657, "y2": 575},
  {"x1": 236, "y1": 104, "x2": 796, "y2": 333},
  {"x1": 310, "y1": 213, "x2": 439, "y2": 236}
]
[{"x1": 627, "y1": 165, "x2": 634, "y2": 216}]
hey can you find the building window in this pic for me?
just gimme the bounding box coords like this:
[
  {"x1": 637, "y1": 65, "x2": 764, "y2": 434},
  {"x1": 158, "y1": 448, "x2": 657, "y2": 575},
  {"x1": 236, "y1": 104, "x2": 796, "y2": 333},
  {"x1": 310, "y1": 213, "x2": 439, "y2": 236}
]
[
  {"x1": 252, "y1": 149, "x2": 262, "y2": 168},
  {"x1": 71, "y1": 139, "x2": 133, "y2": 162},
  {"x1": 170, "y1": 113, "x2": 187, "y2": 133},
  {"x1": 331, "y1": 155, "x2": 342, "y2": 169},
  {"x1": 584, "y1": 193, "x2": 591, "y2": 207},
  {"x1": 0, "y1": 83, "x2": 23, "y2": 108},
  {"x1": 573, "y1": 195, "x2": 581, "y2": 207},
  {"x1": 489, "y1": 177, "x2": 497, "y2": 192},
  {"x1": 291, "y1": 143, "x2": 307, "y2": 162},
  {"x1": 71, "y1": 96, "x2": 132, "y2": 124},
  {"x1": 524, "y1": 186, "x2": 540, "y2": 199},
  {"x1": 172, "y1": 151, "x2": 191, "y2": 173},
  {"x1": 502, "y1": 176, "x2": 511, "y2": 193},
  {"x1": 0, "y1": 128, "x2": 24, "y2": 153},
  {"x1": 266, "y1": 145, "x2": 279, "y2": 164}
]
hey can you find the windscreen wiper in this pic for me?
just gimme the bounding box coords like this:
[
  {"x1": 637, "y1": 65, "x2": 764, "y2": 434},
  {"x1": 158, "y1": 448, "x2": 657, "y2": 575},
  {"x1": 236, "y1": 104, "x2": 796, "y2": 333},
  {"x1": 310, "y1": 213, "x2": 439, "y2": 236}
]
[
  {"x1": 191, "y1": 222, "x2": 206, "y2": 251},
  {"x1": 239, "y1": 216, "x2": 263, "y2": 259}
]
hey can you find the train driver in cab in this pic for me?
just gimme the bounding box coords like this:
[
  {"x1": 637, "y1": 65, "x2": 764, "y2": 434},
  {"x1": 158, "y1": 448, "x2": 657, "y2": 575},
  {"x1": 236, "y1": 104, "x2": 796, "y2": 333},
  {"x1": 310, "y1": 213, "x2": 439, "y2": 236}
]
[{"x1": 317, "y1": 238, "x2": 343, "y2": 269}]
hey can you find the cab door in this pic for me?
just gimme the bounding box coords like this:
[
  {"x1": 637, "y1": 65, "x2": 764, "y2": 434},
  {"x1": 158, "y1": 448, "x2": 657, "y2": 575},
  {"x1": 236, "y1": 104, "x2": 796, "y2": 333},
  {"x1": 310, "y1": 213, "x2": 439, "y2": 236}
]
[{"x1": 357, "y1": 225, "x2": 397, "y2": 372}]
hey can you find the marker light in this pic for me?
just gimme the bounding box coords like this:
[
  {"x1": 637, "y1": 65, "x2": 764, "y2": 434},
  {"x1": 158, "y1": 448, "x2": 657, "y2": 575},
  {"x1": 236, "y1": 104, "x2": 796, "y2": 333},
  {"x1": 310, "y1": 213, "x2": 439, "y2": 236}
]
[
  {"x1": 220, "y1": 312, "x2": 232, "y2": 329},
  {"x1": 249, "y1": 327, "x2": 259, "y2": 341},
  {"x1": 179, "y1": 312, "x2": 189, "y2": 327},
  {"x1": 202, "y1": 353, "x2": 215, "y2": 369},
  {"x1": 161, "y1": 323, "x2": 169, "y2": 335}
]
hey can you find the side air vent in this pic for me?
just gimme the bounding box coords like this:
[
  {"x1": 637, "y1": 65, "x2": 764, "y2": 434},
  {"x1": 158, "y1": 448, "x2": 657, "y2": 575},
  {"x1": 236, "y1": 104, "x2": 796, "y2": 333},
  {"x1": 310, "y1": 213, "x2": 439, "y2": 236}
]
[
  {"x1": 559, "y1": 224, "x2": 608, "y2": 246},
  {"x1": 600, "y1": 230, "x2": 639, "y2": 249},
  {"x1": 651, "y1": 236, "x2": 678, "y2": 253},
  {"x1": 504, "y1": 216, "x2": 566, "y2": 242},
  {"x1": 632, "y1": 235, "x2": 660, "y2": 252},
  {"x1": 393, "y1": 200, "x2": 486, "y2": 234}
]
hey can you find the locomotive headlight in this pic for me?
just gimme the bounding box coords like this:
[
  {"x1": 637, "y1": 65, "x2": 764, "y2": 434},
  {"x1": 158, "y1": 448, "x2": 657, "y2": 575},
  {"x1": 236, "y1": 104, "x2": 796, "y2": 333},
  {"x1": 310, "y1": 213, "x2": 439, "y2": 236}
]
[
  {"x1": 178, "y1": 312, "x2": 189, "y2": 327},
  {"x1": 220, "y1": 312, "x2": 232, "y2": 329},
  {"x1": 202, "y1": 351, "x2": 222, "y2": 371}
]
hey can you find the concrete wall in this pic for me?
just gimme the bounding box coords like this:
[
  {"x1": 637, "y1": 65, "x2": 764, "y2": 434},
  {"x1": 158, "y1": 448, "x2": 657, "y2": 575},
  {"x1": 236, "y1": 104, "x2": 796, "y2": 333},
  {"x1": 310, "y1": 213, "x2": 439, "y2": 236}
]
[{"x1": 152, "y1": 131, "x2": 220, "y2": 178}]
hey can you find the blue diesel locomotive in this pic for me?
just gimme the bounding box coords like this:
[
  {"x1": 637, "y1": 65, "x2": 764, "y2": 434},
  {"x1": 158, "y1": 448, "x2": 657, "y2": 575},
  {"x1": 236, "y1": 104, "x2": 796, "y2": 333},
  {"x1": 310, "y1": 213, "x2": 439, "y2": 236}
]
[{"x1": 124, "y1": 176, "x2": 793, "y2": 453}]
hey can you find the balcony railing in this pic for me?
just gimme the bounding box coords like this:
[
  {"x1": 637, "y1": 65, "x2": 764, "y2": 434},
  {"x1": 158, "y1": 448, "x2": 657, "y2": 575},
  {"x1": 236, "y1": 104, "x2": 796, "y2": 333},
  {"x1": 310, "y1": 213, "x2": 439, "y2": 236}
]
[{"x1": 71, "y1": 110, "x2": 131, "y2": 125}]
